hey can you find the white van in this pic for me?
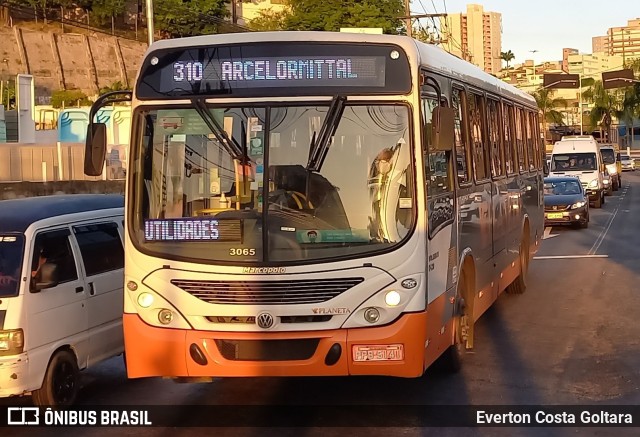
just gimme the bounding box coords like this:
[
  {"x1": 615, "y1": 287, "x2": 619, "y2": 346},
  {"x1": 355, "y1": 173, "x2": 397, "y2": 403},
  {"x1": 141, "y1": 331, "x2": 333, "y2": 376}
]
[
  {"x1": 549, "y1": 136, "x2": 606, "y2": 208},
  {"x1": 0, "y1": 194, "x2": 124, "y2": 406}
]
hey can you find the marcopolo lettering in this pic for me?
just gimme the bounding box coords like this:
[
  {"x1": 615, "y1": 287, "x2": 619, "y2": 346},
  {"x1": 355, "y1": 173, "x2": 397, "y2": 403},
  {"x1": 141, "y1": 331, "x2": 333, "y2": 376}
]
[{"x1": 243, "y1": 267, "x2": 286, "y2": 274}]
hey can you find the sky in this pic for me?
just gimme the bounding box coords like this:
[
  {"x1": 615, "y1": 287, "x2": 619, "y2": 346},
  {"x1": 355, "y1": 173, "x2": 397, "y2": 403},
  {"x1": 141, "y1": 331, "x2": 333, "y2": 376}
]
[{"x1": 411, "y1": 0, "x2": 638, "y2": 64}]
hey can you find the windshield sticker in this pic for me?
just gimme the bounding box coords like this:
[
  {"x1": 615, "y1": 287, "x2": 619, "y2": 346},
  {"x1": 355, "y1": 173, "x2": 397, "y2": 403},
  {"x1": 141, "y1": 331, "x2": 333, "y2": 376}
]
[
  {"x1": 296, "y1": 229, "x2": 369, "y2": 244},
  {"x1": 399, "y1": 198, "x2": 412, "y2": 209}
]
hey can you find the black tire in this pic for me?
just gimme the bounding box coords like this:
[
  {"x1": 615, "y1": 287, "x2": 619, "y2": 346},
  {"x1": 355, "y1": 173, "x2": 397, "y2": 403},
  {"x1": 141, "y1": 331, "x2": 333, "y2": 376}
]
[
  {"x1": 506, "y1": 234, "x2": 529, "y2": 294},
  {"x1": 32, "y1": 350, "x2": 79, "y2": 407},
  {"x1": 593, "y1": 193, "x2": 602, "y2": 208},
  {"x1": 439, "y1": 274, "x2": 470, "y2": 373}
]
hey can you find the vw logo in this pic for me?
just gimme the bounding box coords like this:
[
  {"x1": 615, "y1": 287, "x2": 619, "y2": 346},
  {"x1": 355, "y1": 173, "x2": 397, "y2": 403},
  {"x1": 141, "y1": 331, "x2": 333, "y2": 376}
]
[{"x1": 256, "y1": 312, "x2": 275, "y2": 329}]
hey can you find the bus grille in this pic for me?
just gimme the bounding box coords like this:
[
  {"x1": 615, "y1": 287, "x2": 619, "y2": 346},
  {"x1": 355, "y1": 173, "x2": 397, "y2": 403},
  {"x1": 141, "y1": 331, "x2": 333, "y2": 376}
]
[
  {"x1": 214, "y1": 339, "x2": 320, "y2": 361},
  {"x1": 171, "y1": 278, "x2": 364, "y2": 305}
]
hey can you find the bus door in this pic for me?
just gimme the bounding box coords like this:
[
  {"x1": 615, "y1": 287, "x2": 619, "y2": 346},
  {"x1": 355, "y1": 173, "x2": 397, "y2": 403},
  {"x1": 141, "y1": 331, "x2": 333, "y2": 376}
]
[{"x1": 420, "y1": 80, "x2": 458, "y2": 315}]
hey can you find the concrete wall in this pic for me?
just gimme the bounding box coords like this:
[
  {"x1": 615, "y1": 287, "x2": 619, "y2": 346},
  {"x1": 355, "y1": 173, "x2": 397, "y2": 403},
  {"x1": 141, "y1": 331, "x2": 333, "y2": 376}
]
[
  {"x1": 0, "y1": 25, "x2": 146, "y2": 99},
  {"x1": 0, "y1": 180, "x2": 125, "y2": 200}
]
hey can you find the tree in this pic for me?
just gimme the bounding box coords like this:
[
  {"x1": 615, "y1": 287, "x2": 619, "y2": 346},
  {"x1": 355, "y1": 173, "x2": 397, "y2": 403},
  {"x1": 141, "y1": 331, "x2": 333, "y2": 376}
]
[
  {"x1": 51, "y1": 89, "x2": 92, "y2": 108},
  {"x1": 247, "y1": 7, "x2": 289, "y2": 31},
  {"x1": 154, "y1": 0, "x2": 230, "y2": 38},
  {"x1": 530, "y1": 87, "x2": 567, "y2": 142},
  {"x1": 581, "y1": 80, "x2": 626, "y2": 140},
  {"x1": 500, "y1": 50, "x2": 515, "y2": 68},
  {"x1": 99, "y1": 80, "x2": 129, "y2": 95},
  {"x1": 89, "y1": 0, "x2": 126, "y2": 34},
  {"x1": 283, "y1": 0, "x2": 404, "y2": 35}
]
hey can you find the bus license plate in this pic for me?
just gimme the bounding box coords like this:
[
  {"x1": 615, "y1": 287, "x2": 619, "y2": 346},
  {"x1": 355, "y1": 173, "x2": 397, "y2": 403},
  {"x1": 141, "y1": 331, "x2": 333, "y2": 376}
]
[
  {"x1": 546, "y1": 213, "x2": 563, "y2": 219},
  {"x1": 353, "y1": 345, "x2": 404, "y2": 362}
]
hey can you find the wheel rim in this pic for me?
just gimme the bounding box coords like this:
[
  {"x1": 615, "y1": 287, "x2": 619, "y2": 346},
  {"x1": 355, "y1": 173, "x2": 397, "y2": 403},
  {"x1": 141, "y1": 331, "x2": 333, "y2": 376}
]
[{"x1": 52, "y1": 360, "x2": 75, "y2": 405}]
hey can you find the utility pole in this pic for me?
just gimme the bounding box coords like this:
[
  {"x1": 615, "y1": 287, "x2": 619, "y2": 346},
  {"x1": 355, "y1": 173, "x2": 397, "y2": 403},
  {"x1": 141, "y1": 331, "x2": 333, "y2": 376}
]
[
  {"x1": 145, "y1": 0, "x2": 154, "y2": 46},
  {"x1": 404, "y1": 0, "x2": 412, "y2": 38}
]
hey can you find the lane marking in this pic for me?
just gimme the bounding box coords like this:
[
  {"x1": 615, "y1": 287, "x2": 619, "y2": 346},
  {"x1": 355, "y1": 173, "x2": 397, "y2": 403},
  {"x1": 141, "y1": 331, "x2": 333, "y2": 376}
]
[
  {"x1": 542, "y1": 226, "x2": 559, "y2": 240},
  {"x1": 534, "y1": 255, "x2": 609, "y2": 260},
  {"x1": 588, "y1": 203, "x2": 619, "y2": 256}
]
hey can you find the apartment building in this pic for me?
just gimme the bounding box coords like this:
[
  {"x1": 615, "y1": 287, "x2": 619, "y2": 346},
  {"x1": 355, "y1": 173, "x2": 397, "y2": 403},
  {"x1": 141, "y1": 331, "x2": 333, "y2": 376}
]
[
  {"x1": 567, "y1": 52, "x2": 624, "y2": 80},
  {"x1": 562, "y1": 48, "x2": 579, "y2": 73},
  {"x1": 442, "y1": 4, "x2": 502, "y2": 75},
  {"x1": 593, "y1": 19, "x2": 640, "y2": 63}
]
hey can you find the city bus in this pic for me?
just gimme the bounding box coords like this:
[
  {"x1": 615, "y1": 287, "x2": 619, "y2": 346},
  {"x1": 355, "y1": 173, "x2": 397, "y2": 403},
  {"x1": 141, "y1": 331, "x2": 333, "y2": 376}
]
[{"x1": 84, "y1": 31, "x2": 544, "y2": 379}]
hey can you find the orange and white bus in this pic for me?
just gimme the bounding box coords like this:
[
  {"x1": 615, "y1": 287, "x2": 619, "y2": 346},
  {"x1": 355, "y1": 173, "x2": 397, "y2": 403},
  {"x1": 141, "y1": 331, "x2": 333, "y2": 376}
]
[{"x1": 85, "y1": 31, "x2": 544, "y2": 379}]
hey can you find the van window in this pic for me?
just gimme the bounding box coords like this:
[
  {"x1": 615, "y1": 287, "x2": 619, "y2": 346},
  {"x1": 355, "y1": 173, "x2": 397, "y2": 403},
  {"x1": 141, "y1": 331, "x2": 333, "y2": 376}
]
[
  {"x1": 73, "y1": 222, "x2": 124, "y2": 276},
  {"x1": 551, "y1": 153, "x2": 597, "y2": 171},
  {"x1": 30, "y1": 230, "x2": 78, "y2": 292},
  {"x1": 0, "y1": 234, "x2": 24, "y2": 298}
]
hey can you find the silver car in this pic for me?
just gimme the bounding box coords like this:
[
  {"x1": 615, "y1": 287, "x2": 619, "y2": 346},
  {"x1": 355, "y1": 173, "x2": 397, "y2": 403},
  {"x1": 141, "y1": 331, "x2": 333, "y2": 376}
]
[{"x1": 621, "y1": 155, "x2": 636, "y2": 171}]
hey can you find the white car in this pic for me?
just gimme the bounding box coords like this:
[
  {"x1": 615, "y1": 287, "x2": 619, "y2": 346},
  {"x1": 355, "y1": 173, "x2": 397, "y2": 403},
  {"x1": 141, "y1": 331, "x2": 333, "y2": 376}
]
[{"x1": 621, "y1": 155, "x2": 636, "y2": 171}]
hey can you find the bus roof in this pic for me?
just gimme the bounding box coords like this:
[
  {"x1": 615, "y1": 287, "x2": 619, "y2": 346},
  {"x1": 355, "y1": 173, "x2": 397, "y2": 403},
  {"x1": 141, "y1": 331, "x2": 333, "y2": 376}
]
[
  {"x1": 142, "y1": 31, "x2": 536, "y2": 107},
  {"x1": 0, "y1": 194, "x2": 124, "y2": 233}
]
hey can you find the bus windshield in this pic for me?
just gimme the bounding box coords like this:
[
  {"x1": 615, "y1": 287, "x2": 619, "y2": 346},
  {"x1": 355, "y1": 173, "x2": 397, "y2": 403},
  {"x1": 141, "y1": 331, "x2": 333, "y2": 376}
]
[
  {"x1": 0, "y1": 235, "x2": 24, "y2": 298},
  {"x1": 551, "y1": 153, "x2": 597, "y2": 171},
  {"x1": 132, "y1": 104, "x2": 415, "y2": 264}
]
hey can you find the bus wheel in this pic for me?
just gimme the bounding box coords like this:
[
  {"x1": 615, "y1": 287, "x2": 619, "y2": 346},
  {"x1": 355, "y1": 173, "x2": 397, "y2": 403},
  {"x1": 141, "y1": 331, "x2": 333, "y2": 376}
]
[
  {"x1": 506, "y1": 234, "x2": 529, "y2": 294},
  {"x1": 440, "y1": 273, "x2": 472, "y2": 373},
  {"x1": 32, "y1": 350, "x2": 79, "y2": 406}
]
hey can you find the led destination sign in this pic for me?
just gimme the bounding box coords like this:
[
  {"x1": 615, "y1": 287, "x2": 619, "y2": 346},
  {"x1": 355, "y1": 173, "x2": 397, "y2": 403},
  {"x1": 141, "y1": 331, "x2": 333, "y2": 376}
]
[
  {"x1": 136, "y1": 43, "x2": 411, "y2": 98},
  {"x1": 144, "y1": 219, "x2": 242, "y2": 242},
  {"x1": 170, "y1": 56, "x2": 383, "y2": 87}
]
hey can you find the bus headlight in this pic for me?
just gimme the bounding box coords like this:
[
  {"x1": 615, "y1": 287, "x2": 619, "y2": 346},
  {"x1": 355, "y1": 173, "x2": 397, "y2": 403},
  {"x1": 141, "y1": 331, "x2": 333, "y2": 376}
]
[
  {"x1": 384, "y1": 290, "x2": 401, "y2": 307},
  {"x1": 588, "y1": 179, "x2": 598, "y2": 188},
  {"x1": 137, "y1": 292, "x2": 154, "y2": 308},
  {"x1": 363, "y1": 307, "x2": 381, "y2": 324},
  {"x1": 0, "y1": 329, "x2": 24, "y2": 355}
]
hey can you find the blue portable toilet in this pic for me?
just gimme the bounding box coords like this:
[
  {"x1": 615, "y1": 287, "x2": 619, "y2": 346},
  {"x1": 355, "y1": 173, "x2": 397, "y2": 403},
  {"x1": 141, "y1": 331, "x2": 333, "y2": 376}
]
[{"x1": 57, "y1": 109, "x2": 90, "y2": 143}]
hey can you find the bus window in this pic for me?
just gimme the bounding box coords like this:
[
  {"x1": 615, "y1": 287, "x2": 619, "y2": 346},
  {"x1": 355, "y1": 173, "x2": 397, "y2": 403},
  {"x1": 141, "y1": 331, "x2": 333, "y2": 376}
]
[
  {"x1": 452, "y1": 87, "x2": 470, "y2": 185},
  {"x1": 525, "y1": 111, "x2": 535, "y2": 171},
  {"x1": 422, "y1": 96, "x2": 452, "y2": 197},
  {"x1": 515, "y1": 107, "x2": 527, "y2": 172},
  {"x1": 469, "y1": 93, "x2": 489, "y2": 181},
  {"x1": 487, "y1": 98, "x2": 504, "y2": 178},
  {"x1": 503, "y1": 103, "x2": 516, "y2": 174}
]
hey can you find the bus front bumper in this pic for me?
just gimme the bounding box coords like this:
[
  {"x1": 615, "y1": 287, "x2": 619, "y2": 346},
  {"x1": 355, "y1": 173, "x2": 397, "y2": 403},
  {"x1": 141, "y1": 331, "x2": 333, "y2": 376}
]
[{"x1": 123, "y1": 312, "x2": 429, "y2": 379}]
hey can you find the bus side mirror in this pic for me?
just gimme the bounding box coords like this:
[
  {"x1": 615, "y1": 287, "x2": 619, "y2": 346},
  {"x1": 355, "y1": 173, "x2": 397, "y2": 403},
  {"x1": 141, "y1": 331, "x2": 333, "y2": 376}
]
[
  {"x1": 84, "y1": 123, "x2": 107, "y2": 176},
  {"x1": 430, "y1": 106, "x2": 455, "y2": 152}
]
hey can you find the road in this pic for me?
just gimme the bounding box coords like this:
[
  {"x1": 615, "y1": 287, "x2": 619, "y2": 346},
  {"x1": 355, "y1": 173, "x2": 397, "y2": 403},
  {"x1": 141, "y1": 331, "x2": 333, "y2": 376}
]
[{"x1": 4, "y1": 171, "x2": 640, "y2": 437}]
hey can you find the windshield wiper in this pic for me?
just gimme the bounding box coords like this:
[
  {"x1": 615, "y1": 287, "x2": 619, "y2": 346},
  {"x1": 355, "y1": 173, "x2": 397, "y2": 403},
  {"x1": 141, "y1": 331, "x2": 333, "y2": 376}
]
[
  {"x1": 306, "y1": 95, "x2": 346, "y2": 172},
  {"x1": 191, "y1": 98, "x2": 249, "y2": 163}
]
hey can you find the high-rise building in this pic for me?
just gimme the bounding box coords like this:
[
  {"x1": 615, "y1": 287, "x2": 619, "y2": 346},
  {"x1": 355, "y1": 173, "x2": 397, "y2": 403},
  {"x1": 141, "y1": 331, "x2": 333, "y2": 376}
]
[
  {"x1": 441, "y1": 4, "x2": 502, "y2": 75},
  {"x1": 567, "y1": 52, "x2": 624, "y2": 80},
  {"x1": 593, "y1": 19, "x2": 640, "y2": 64},
  {"x1": 562, "y1": 48, "x2": 579, "y2": 72},
  {"x1": 592, "y1": 36, "x2": 609, "y2": 54}
]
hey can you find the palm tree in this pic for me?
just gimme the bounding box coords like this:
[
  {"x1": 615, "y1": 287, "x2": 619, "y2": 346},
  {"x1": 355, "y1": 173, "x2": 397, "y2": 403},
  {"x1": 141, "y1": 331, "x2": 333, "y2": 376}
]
[
  {"x1": 501, "y1": 50, "x2": 515, "y2": 68},
  {"x1": 582, "y1": 80, "x2": 625, "y2": 141},
  {"x1": 530, "y1": 88, "x2": 568, "y2": 142}
]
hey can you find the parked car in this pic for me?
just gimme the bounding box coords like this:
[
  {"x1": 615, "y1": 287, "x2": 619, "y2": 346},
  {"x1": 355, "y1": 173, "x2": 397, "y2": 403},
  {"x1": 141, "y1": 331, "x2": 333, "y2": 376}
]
[
  {"x1": 543, "y1": 176, "x2": 589, "y2": 228},
  {"x1": 0, "y1": 194, "x2": 124, "y2": 406},
  {"x1": 621, "y1": 155, "x2": 636, "y2": 171}
]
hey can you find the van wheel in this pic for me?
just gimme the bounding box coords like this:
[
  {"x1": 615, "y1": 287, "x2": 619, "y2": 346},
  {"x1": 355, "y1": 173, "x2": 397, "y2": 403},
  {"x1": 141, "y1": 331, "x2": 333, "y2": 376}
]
[
  {"x1": 506, "y1": 235, "x2": 529, "y2": 294},
  {"x1": 593, "y1": 193, "x2": 602, "y2": 208},
  {"x1": 32, "y1": 350, "x2": 79, "y2": 407}
]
